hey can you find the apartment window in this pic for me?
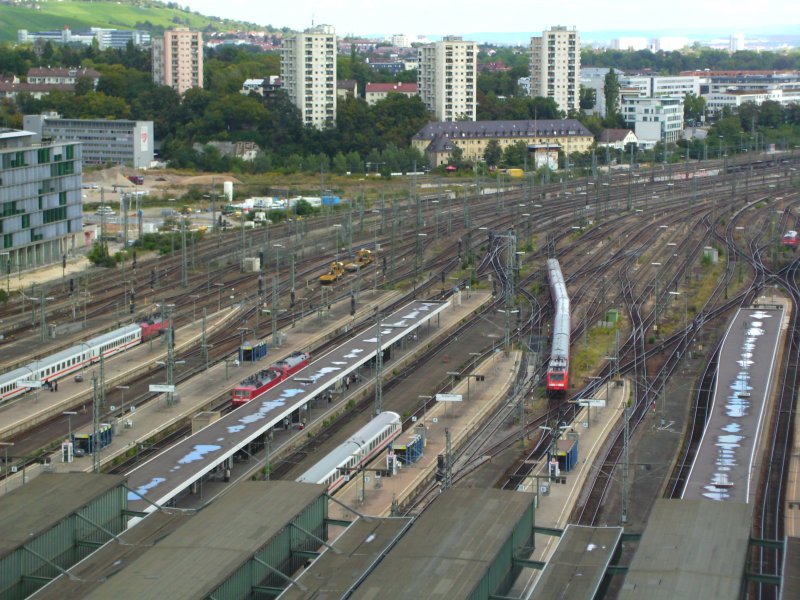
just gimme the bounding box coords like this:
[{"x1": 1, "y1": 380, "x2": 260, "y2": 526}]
[
  {"x1": 3, "y1": 234, "x2": 11, "y2": 249},
  {"x1": 21, "y1": 214, "x2": 30, "y2": 229}
]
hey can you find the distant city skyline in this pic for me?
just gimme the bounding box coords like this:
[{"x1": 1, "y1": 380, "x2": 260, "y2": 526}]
[{"x1": 180, "y1": 0, "x2": 798, "y2": 38}]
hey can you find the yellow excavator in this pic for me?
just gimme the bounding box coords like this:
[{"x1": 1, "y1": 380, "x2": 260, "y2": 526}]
[
  {"x1": 345, "y1": 249, "x2": 374, "y2": 273},
  {"x1": 319, "y1": 261, "x2": 345, "y2": 285}
]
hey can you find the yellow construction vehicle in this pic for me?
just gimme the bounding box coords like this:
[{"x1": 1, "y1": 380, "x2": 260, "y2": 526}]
[
  {"x1": 319, "y1": 261, "x2": 345, "y2": 285},
  {"x1": 344, "y1": 249, "x2": 374, "y2": 272}
]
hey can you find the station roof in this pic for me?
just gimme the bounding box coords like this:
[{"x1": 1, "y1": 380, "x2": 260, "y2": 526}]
[
  {"x1": 618, "y1": 499, "x2": 751, "y2": 600},
  {"x1": 30, "y1": 511, "x2": 192, "y2": 599},
  {"x1": 531, "y1": 525, "x2": 623, "y2": 600},
  {"x1": 82, "y1": 481, "x2": 326, "y2": 600},
  {"x1": 350, "y1": 488, "x2": 534, "y2": 599},
  {"x1": 280, "y1": 517, "x2": 413, "y2": 599},
  {"x1": 0, "y1": 472, "x2": 125, "y2": 559},
  {"x1": 126, "y1": 300, "x2": 448, "y2": 515}
]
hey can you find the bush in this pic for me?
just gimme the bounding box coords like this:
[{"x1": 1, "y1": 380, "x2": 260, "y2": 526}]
[{"x1": 86, "y1": 242, "x2": 117, "y2": 268}]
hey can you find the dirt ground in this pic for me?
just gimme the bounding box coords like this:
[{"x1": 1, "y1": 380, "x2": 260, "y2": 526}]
[{"x1": 82, "y1": 166, "x2": 243, "y2": 202}]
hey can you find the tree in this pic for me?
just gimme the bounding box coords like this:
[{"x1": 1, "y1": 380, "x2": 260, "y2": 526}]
[
  {"x1": 449, "y1": 144, "x2": 465, "y2": 168},
  {"x1": 579, "y1": 85, "x2": 596, "y2": 111},
  {"x1": 502, "y1": 141, "x2": 528, "y2": 167},
  {"x1": 483, "y1": 139, "x2": 502, "y2": 166},
  {"x1": 683, "y1": 93, "x2": 706, "y2": 123},
  {"x1": 294, "y1": 199, "x2": 314, "y2": 216},
  {"x1": 604, "y1": 70, "x2": 620, "y2": 116}
]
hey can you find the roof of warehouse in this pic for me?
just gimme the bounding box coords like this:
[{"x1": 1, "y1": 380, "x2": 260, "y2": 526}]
[
  {"x1": 0, "y1": 473, "x2": 125, "y2": 558},
  {"x1": 618, "y1": 499, "x2": 751, "y2": 600},
  {"x1": 279, "y1": 517, "x2": 413, "y2": 599},
  {"x1": 83, "y1": 482, "x2": 326, "y2": 600},
  {"x1": 350, "y1": 488, "x2": 534, "y2": 599},
  {"x1": 531, "y1": 525, "x2": 623, "y2": 599}
]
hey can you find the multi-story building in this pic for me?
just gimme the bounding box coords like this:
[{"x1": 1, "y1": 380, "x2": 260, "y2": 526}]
[
  {"x1": 18, "y1": 27, "x2": 150, "y2": 49},
  {"x1": 681, "y1": 70, "x2": 800, "y2": 95},
  {"x1": 391, "y1": 34, "x2": 411, "y2": 48},
  {"x1": 620, "y1": 92, "x2": 684, "y2": 147},
  {"x1": 704, "y1": 88, "x2": 800, "y2": 115},
  {"x1": 729, "y1": 33, "x2": 745, "y2": 52},
  {"x1": 0, "y1": 128, "x2": 83, "y2": 271},
  {"x1": 579, "y1": 67, "x2": 618, "y2": 117},
  {"x1": 27, "y1": 67, "x2": 101, "y2": 87},
  {"x1": 23, "y1": 113, "x2": 153, "y2": 169},
  {"x1": 418, "y1": 36, "x2": 477, "y2": 122},
  {"x1": 611, "y1": 37, "x2": 648, "y2": 51},
  {"x1": 365, "y1": 82, "x2": 418, "y2": 105},
  {"x1": 412, "y1": 119, "x2": 593, "y2": 168},
  {"x1": 618, "y1": 75, "x2": 701, "y2": 98},
  {"x1": 529, "y1": 26, "x2": 580, "y2": 114},
  {"x1": 152, "y1": 29, "x2": 203, "y2": 95},
  {"x1": 281, "y1": 25, "x2": 337, "y2": 129}
]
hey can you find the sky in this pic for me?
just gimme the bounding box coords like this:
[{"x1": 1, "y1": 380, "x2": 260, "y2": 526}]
[{"x1": 178, "y1": 0, "x2": 799, "y2": 37}]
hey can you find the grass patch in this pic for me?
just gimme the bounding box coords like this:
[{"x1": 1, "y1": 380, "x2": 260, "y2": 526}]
[{"x1": 571, "y1": 321, "x2": 623, "y2": 383}]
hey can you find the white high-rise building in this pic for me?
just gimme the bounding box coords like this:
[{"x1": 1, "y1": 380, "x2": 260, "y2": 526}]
[
  {"x1": 729, "y1": 33, "x2": 745, "y2": 52},
  {"x1": 418, "y1": 36, "x2": 477, "y2": 122},
  {"x1": 529, "y1": 26, "x2": 580, "y2": 114},
  {"x1": 611, "y1": 37, "x2": 648, "y2": 51},
  {"x1": 280, "y1": 25, "x2": 337, "y2": 129},
  {"x1": 392, "y1": 34, "x2": 411, "y2": 48}
]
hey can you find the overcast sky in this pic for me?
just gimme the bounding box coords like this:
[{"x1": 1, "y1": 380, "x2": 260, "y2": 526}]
[{"x1": 179, "y1": 0, "x2": 797, "y2": 36}]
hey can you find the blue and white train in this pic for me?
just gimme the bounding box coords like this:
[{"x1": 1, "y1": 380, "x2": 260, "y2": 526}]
[
  {"x1": 0, "y1": 317, "x2": 169, "y2": 402},
  {"x1": 296, "y1": 411, "x2": 402, "y2": 493}
]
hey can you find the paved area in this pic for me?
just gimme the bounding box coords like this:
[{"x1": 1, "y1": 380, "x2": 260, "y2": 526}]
[
  {"x1": 509, "y1": 378, "x2": 630, "y2": 597},
  {"x1": 328, "y1": 349, "x2": 522, "y2": 521},
  {"x1": 0, "y1": 289, "x2": 402, "y2": 496},
  {"x1": 683, "y1": 305, "x2": 784, "y2": 503}
]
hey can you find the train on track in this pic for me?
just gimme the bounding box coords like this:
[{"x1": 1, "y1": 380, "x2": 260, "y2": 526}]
[
  {"x1": 231, "y1": 351, "x2": 311, "y2": 407},
  {"x1": 546, "y1": 258, "x2": 571, "y2": 396},
  {"x1": 782, "y1": 230, "x2": 798, "y2": 249},
  {"x1": 0, "y1": 316, "x2": 170, "y2": 402},
  {"x1": 295, "y1": 411, "x2": 402, "y2": 493}
]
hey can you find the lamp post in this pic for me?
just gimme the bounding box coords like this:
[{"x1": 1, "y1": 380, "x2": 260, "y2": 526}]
[
  {"x1": 497, "y1": 308, "x2": 520, "y2": 352},
  {"x1": 0, "y1": 442, "x2": 12, "y2": 493},
  {"x1": 190, "y1": 294, "x2": 200, "y2": 322},
  {"x1": 273, "y1": 243, "x2": 283, "y2": 274}
]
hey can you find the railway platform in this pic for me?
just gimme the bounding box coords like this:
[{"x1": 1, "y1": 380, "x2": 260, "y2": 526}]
[
  {"x1": 328, "y1": 348, "x2": 523, "y2": 521},
  {"x1": 0, "y1": 304, "x2": 241, "y2": 440},
  {"x1": 0, "y1": 288, "x2": 403, "y2": 495},
  {"x1": 508, "y1": 378, "x2": 630, "y2": 596}
]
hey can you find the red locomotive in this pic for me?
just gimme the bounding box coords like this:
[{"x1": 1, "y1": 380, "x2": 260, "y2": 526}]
[
  {"x1": 231, "y1": 351, "x2": 310, "y2": 407},
  {"x1": 139, "y1": 315, "x2": 170, "y2": 341},
  {"x1": 782, "y1": 230, "x2": 798, "y2": 249}
]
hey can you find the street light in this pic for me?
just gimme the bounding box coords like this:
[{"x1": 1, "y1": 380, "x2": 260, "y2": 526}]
[{"x1": 214, "y1": 282, "x2": 225, "y2": 310}]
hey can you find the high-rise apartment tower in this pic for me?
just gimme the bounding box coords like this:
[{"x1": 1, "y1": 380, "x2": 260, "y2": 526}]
[
  {"x1": 281, "y1": 25, "x2": 337, "y2": 129},
  {"x1": 529, "y1": 26, "x2": 580, "y2": 113}
]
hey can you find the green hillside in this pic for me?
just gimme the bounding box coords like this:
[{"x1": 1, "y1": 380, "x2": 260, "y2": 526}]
[{"x1": 0, "y1": 0, "x2": 264, "y2": 42}]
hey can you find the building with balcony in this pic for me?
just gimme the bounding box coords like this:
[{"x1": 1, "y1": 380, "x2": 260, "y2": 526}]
[
  {"x1": 23, "y1": 113, "x2": 153, "y2": 169},
  {"x1": 529, "y1": 26, "x2": 580, "y2": 113},
  {"x1": 0, "y1": 129, "x2": 83, "y2": 272},
  {"x1": 418, "y1": 36, "x2": 477, "y2": 122},
  {"x1": 152, "y1": 29, "x2": 203, "y2": 95},
  {"x1": 281, "y1": 25, "x2": 337, "y2": 129}
]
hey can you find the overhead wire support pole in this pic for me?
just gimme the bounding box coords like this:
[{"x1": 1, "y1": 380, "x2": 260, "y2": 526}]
[{"x1": 374, "y1": 312, "x2": 383, "y2": 416}]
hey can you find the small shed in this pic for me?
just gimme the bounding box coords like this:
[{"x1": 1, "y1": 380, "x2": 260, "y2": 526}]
[{"x1": 240, "y1": 340, "x2": 267, "y2": 362}]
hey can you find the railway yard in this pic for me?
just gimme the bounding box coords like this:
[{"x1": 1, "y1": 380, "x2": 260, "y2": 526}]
[{"x1": 2, "y1": 151, "x2": 800, "y2": 599}]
